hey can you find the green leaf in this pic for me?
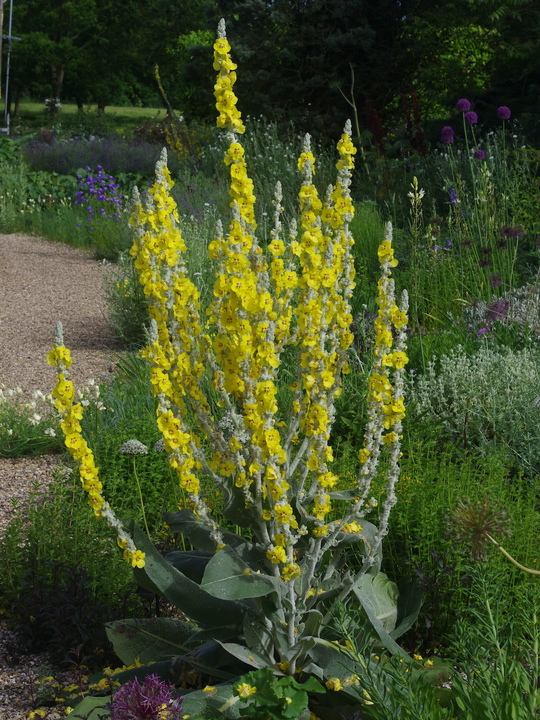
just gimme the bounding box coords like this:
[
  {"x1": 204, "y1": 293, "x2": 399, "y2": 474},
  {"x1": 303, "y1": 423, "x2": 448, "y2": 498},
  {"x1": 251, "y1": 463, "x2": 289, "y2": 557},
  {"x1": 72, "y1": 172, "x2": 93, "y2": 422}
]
[
  {"x1": 65, "y1": 695, "x2": 110, "y2": 719},
  {"x1": 129, "y1": 521, "x2": 249, "y2": 628},
  {"x1": 163, "y1": 550, "x2": 213, "y2": 584},
  {"x1": 308, "y1": 637, "x2": 366, "y2": 686},
  {"x1": 181, "y1": 684, "x2": 241, "y2": 719},
  {"x1": 243, "y1": 614, "x2": 275, "y2": 658},
  {"x1": 217, "y1": 641, "x2": 273, "y2": 669},
  {"x1": 201, "y1": 545, "x2": 281, "y2": 600},
  {"x1": 390, "y1": 579, "x2": 423, "y2": 639},
  {"x1": 105, "y1": 617, "x2": 203, "y2": 665},
  {"x1": 351, "y1": 575, "x2": 409, "y2": 658},
  {"x1": 163, "y1": 509, "x2": 246, "y2": 552},
  {"x1": 354, "y1": 573, "x2": 399, "y2": 634},
  {"x1": 221, "y1": 484, "x2": 259, "y2": 528}
]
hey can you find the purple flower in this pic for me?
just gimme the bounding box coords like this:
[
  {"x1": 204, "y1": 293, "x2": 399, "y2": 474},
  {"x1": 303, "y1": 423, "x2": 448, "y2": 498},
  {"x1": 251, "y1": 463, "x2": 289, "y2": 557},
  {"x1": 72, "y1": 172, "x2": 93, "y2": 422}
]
[
  {"x1": 487, "y1": 297, "x2": 509, "y2": 321},
  {"x1": 500, "y1": 225, "x2": 525, "y2": 238},
  {"x1": 456, "y1": 98, "x2": 471, "y2": 112},
  {"x1": 477, "y1": 327, "x2": 489, "y2": 338},
  {"x1": 489, "y1": 272, "x2": 503, "y2": 288},
  {"x1": 473, "y1": 149, "x2": 485, "y2": 159},
  {"x1": 465, "y1": 111, "x2": 478, "y2": 125},
  {"x1": 110, "y1": 674, "x2": 183, "y2": 720},
  {"x1": 449, "y1": 187, "x2": 459, "y2": 206},
  {"x1": 441, "y1": 126, "x2": 454, "y2": 144},
  {"x1": 497, "y1": 106, "x2": 511, "y2": 120}
]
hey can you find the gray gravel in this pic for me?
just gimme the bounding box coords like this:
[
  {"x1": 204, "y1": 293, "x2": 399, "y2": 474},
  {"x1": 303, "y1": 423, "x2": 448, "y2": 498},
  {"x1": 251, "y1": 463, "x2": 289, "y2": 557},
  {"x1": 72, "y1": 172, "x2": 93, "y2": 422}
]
[{"x1": 0, "y1": 234, "x2": 121, "y2": 719}]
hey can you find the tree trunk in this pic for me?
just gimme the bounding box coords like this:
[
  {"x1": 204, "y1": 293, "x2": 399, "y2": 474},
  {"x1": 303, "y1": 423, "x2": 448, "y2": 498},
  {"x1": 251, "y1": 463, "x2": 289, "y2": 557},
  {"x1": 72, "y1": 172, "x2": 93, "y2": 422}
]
[
  {"x1": 97, "y1": 98, "x2": 107, "y2": 113},
  {"x1": 50, "y1": 64, "x2": 65, "y2": 107}
]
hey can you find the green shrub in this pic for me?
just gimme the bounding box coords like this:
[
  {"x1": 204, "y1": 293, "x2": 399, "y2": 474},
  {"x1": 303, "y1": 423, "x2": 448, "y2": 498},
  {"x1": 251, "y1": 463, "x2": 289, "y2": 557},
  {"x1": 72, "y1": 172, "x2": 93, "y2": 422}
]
[
  {"x1": 411, "y1": 343, "x2": 540, "y2": 475},
  {"x1": 378, "y1": 439, "x2": 540, "y2": 649}
]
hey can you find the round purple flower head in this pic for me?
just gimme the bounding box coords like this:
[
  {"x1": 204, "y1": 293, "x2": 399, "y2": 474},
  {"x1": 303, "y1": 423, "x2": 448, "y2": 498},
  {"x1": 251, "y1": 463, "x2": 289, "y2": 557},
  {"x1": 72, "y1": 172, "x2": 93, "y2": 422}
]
[
  {"x1": 441, "y1": 126, "x2": 454, "y2": 144},
  {"x1": 456, "y1": 98, "x2": 471, "y2": 112},
  {"x1": 465, "y1": 111, "x2": 478, "y2": 125},
  {"x1": 497, "y1": 106, "x2": 511, "y2": 120},
  {"x1": 473, "y1": 149, "x2": 485, "y2": 160},
  {"x1": 110, "y1": 675, "x2": 183, "y2": 720}
]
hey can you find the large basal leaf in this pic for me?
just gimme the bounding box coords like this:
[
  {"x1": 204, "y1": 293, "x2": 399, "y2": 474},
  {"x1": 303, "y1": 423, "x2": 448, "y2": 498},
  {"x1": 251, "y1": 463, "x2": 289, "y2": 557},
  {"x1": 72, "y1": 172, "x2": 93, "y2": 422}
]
[
  {"x1": 221, "y1": 484, "x2": 258, "y2": 528},
  {"x1": 201, "y1": 545, "x2": 281, "y2": 601},
  {"x1": 105, "y1": 617, "x2": 202, "y2": 666},
  {"x1": 390, "y1": 578, "x2": 423, "y2": 640},
  {"x1": 163, "y1": 509, "x2": 246, "y2": 552},
  {"x1": 352, "y1": 575, "x2": 409, "y2": 658},
  {"x1": 130, "y1": 521, "x2": 249, "y2": 628},
  {"x1": 163, "y1": 550, "x2": 213, "y2": 584},
  {"x1": 355, "y1": 573, "x2": 399, "y2": 634}
]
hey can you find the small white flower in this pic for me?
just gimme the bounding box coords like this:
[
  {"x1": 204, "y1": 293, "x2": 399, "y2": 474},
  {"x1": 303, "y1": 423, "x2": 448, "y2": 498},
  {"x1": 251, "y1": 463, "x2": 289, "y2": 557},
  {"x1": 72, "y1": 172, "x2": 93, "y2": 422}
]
[
  {"x1": 7, "y1": 428, "x2": 13, "y2": 435},
  {"x1": 119, "y1": 439, "x2": 148, "y2": 455},
  {"x1": 44, "y1": 427, "x2": 56, "y2": 437}
]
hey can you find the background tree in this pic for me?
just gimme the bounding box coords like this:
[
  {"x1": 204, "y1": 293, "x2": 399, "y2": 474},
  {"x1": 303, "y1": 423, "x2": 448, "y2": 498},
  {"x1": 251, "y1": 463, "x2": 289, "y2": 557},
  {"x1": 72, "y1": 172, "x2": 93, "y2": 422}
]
[{"x1": 215, "y1": 0, "x2": 420, "y2": 138}]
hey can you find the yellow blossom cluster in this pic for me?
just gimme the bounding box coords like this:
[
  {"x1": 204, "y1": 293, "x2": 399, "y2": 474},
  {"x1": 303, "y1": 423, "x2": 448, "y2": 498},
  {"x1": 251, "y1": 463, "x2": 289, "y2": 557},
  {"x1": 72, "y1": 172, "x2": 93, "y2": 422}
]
[
  {"x1": 47, "y1": 329, "x2": 145, "y2": 568},
  {"x1": 213, "y1": 26, "x2": 245, "y2": 135},
  {"x1": 129, "y1": 153, "x2": 223, "y2": 546},
  {"x1": 290, "y1": 128, "x2": 357, "y2": 533}
]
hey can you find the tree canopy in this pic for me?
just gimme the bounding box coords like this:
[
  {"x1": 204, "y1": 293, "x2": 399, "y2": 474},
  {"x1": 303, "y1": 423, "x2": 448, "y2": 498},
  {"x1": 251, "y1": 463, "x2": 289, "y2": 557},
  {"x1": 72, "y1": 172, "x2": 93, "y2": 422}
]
[{"x1": 4, "y1": 0, "x2": 539, "y2": 138}]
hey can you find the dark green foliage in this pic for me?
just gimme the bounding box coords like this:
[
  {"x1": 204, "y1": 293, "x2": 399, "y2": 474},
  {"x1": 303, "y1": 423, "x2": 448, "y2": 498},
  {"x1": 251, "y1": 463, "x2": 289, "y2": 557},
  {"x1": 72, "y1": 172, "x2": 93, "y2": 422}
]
[
  {"x1": 216, "y1": 0, "x2": 417, "y2": 138},
  {"x1": 12, "y1": 560, "x2": 141, "y2": 664}
]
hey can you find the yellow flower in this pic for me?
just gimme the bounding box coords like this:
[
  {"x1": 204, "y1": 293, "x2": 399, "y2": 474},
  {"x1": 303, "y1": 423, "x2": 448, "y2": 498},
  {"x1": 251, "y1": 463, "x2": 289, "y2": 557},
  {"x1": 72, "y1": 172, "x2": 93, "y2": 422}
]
[
  {"x1": 236, "y1": 682, "x2": 257, "y2": 698},
  {"x1": 282, "y1": 562, "x2": 302, "y2": 581},
  {"x1": 325, "y1": 678, "x2": 343, "y2": 692},
  {"x1": 46, "y1": 345, "x2": 72, "y2": 368},
  {"x1": 266, "y1": 545, "x2": 287, "y2": 564}
]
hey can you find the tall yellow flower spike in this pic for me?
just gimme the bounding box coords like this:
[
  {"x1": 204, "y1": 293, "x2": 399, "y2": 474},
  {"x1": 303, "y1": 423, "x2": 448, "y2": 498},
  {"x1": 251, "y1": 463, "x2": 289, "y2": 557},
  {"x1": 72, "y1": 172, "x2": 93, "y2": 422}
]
[{"x1": 49, "y1": 323, "x2": 145, "y2": 568}]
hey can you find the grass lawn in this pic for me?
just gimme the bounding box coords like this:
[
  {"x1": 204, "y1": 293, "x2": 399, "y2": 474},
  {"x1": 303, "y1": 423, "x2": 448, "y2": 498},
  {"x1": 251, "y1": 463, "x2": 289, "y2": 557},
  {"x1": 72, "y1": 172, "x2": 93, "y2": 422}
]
[{"x1": 0, "y1": 99, "x2": 167, "y2": 134}]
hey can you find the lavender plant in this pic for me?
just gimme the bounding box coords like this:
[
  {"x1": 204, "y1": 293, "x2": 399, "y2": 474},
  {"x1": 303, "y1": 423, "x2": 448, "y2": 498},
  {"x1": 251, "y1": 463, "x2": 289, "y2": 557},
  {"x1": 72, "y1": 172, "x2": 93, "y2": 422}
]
[
  {"x1": 75, "y1": 166, "x2": 124, "y2": 230},
  {"x1": 54, "y1": 21, "x2": 414, "y2": 720}
]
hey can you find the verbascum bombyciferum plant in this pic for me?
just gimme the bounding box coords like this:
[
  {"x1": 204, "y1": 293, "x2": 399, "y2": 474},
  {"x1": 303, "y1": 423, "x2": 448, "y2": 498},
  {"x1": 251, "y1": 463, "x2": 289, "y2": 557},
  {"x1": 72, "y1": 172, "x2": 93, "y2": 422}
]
[{"x1": 55, "y1": 19, "x2": 416, "y2": 720}]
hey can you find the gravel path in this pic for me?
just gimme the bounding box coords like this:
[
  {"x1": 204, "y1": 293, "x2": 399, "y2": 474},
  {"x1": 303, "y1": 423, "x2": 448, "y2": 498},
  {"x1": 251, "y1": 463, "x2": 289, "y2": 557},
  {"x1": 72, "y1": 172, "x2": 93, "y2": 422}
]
[{"x1": 0, "y1": 234, "x2": 121, "y2": 720}]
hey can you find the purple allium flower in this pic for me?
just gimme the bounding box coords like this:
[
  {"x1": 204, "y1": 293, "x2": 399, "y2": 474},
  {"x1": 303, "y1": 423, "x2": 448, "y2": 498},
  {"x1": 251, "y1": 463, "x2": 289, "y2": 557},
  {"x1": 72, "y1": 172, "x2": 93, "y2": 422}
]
[
  {"x1": 487, "y1": 297, "x2": 509, "y2": 322},
  {"x1": 489, "y1": 272, "x2": 503, "y2": 288},
  {"x1": 473, "y1": 149, "x2": 485, "y2": 159},
  {"x1": 478, "y1": 257, "x2": 493, "y2": 268},
  {"x1": 441, "y1": 126, "x2": 454, "y2": 144},
  {"x1": 464, "y1": 111, "x2": 478, "y2": 125},
  {"x1": 500, "y1": 225, "x2": 525, "y2": 239},
  {"x1": 497, "y1": 106, "x2": 511, "y2": 120},
  {"x1": 477, "y1": 327, "x2": 489, "y2": 338},
  {"x1": 456, "y1": 98, "x2": 471, "y2": 112},
  {"x1": 110, "y1": 675, "x2": 183, "y2": 720}
]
